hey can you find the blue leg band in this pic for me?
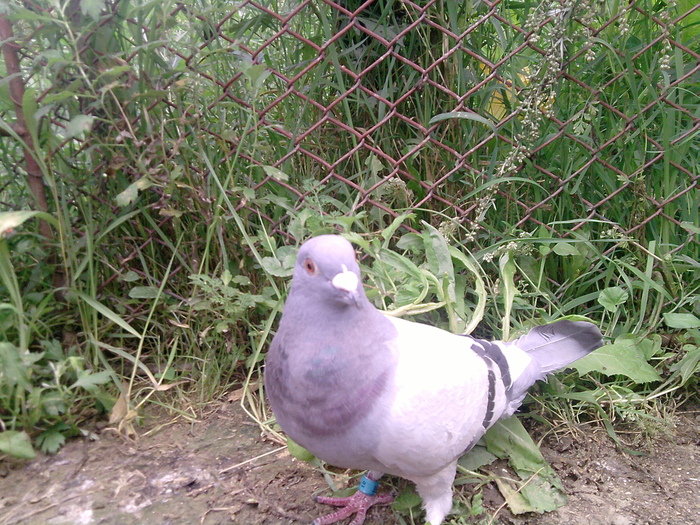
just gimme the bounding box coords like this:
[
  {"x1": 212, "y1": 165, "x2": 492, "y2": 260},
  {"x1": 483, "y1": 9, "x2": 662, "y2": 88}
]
[{"x1": 358, "y1": 474, "x2": 379, "y2": 496}]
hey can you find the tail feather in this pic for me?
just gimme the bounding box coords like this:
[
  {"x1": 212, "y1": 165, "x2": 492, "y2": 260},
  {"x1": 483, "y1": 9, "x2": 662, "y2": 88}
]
[
  {"x1": 504, "y1": 320, "x2": 603, "y2": 415},
  {"x1": 515, "y1": 320, "x2": 603, "y2": 373}
]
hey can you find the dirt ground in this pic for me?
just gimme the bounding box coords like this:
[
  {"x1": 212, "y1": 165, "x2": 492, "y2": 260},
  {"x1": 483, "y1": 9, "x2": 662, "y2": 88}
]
[{"x1": 1, "y1": 400, "x2": 698, "y2": 525}]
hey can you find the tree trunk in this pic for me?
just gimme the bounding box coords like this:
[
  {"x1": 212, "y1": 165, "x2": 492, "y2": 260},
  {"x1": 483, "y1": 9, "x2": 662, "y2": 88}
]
[{"x1": 0, "y1": 14, "x2": 54, "y2": 242}]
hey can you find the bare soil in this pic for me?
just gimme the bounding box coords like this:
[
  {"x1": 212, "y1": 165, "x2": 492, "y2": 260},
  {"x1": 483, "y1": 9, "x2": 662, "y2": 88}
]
[{"x1": 1, "y1": 400, "x2": 698, "y2": 525}]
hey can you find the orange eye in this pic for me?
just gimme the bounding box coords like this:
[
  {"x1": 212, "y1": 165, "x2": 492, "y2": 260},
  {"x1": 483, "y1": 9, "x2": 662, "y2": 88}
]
[{"x1": 304, "y1": 258, "x2": 317, "y2": 274}]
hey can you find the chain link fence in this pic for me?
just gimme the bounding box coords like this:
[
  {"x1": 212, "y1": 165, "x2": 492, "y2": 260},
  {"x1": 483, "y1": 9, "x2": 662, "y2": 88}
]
[
  {"x1": 2, "y1": 0, "x2": 699, "y2": 261},
  {"x1": 164, "y1": 0, "x2": 699, "y2": 253}
]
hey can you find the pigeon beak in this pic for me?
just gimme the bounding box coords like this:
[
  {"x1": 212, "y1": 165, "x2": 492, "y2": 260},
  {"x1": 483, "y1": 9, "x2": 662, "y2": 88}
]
[{"x1": 331, "y1": 264, "x2": 361, "y2": 307}]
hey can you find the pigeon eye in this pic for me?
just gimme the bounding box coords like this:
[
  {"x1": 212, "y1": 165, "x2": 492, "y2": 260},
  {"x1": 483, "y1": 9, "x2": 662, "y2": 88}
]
[{"x1": 304, "y1": 258, "x2": 317, "y2": 275}]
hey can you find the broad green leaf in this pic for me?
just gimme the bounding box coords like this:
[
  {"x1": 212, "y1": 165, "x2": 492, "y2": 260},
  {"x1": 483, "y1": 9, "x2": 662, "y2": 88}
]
[
  {"x1": 572, "y1": 335, "x2": 662, "y2": 383},
  {"x1": 128, "y1": 286, "x2": 160, "y2": 299},
  {"x1": 492, "y1": 477, "x2": 534, "y2": 515},
  {"x1": 243, "y1": 64, "x2": 270, "y2": 91},
  {"x1": 376, "y1": 248, "x2": 429, "y2": 308},
  {"x1": 261, "y1": 255, "x2": 295, "y2": 277},
  {"x1": 0, "y1": 210, "x2": 58, "y2": 237},
  {"x1": 671, "y1": 344, "x2": 700, "y2": 387},
  {"x1": 485, "y1": 417, "x2": 553, "y2": 473},
  {"x1": 663, "y1": 312, "x2": 700, "y2": 329},
  {"x1": 0, "y1": 430, "x2": 35, "y2": 459},
  {"x1": 637, "y1": 333, "x2": 663, "y2": 360},
  {"x1": 231, "y1": 274, "x2": 252, "y2": 285},
  {"x1": 42, "y1": 91, "x2": 75, "y2": 106},
  {"x1": 122, "y1": 271, "x2": 140, "y2": 282},
  {"x1": 41, "y1": 390, "x2": 67, "y2": 416},
  {"x1": 493, "y1": 467, "x2": 568, "y2": 515},
  {"x1": 71, "y1": 370, "x2": 112, "y2": 392},
  {"x1": 680, "y1": 221, "x2": 700, "y2": 235},
  {"x1": 484, "y1": 417, "x2": 566, "y2": 514},
  {"x1": 429, "y1": 111, "x2": 497, "y2": 135},
  {"x1": 458, "y1": 444, "x2": 497, "y2": 472},
  {"x1": 380, "y1": 213, "x2": 415, "y2": 243},
  {"x1": 365, "y1": 153, "x2": 386, "y2": 176},
  {"x1": 37, "y1": 429, "x2": 66, "y2": 454},
  {"x1": 377, "y1": 248, "x2": 424, "y2": 279},
  {"x1": 0, "y1": 342, "x2": 31, "y2": 390},
  {"x1": 64, "y1": 114, "x2": 95, "y2": 138},
  {"x1": 159, "y1": 208, "x2": 183, "y2": 218},
  {"x1": 287, "y1": 436, "x2": 314, "y2": 462},
  {"x1": 392, "y1": 489, "x2": 422, "y2": 511},
  {"x1": 156, "y1": 367, "x2": 177, "y2": 381},
  {"x1": 467, "y1": 492, "x2": 485, "y2": 516},
  {"x1": 448, "y1": 246, "x2": 487, "y2": 335},
  {"x1": 598, "y1": 286, "x2": 629, "y2": 312},
  {"x1": 287, "y1": 209, "x2": 314, "y2": 241},
  {"x1": 262, "y1": 165, "x2": 289, "y2": 182},
  {"x1": 96, "y1": 65, "x2": 133, "y2": 80},
  {"x1": 518, "y1": 466, "x2": 567, "y2": 512},
  {"x1": 395, "y1": 232, "x2": 424, "y2": 252},
  {"x1": 115, "y1": 177, "x2": 154, "y2": 207},
  {"x1": 552, "y1": 241, "x2": 580, "y2": 256},
  {"x1": 80, "y1": 0, "x2": 105, "y2": 20},
  {"x1": 421, "y1": 223, "x2": 454, "y2": 280}
]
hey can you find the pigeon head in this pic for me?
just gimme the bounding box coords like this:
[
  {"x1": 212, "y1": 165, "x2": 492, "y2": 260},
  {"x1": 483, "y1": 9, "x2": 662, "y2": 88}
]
[{"x1": 291, "y1": 235, "x2": 366, "y2": 308}]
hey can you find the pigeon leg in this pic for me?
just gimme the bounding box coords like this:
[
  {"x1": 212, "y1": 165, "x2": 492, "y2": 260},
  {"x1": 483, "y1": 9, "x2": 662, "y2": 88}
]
[{"x1": 311, "y1": 473, "x2": 394, "y2": 525}]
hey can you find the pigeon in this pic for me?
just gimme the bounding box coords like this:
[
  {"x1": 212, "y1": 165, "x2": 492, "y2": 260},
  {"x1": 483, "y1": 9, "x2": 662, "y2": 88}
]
[{"x1": 265, "y1": 234, "x2": 603, "y2": 525}]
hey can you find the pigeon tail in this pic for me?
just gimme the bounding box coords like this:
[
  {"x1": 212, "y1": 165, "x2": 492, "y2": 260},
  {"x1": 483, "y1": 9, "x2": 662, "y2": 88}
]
[
  {"x1": 516, "y1": 320, "x2": 603, "y2": 373},
  {"x1": 505, "y1": 320, "x2": 603, "y2": 415}
]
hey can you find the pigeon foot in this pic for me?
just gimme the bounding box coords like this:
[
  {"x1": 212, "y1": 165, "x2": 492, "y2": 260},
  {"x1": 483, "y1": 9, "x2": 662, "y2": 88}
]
[{"x1": 311, "y1": 490, "x2": 394, "y2": 525}]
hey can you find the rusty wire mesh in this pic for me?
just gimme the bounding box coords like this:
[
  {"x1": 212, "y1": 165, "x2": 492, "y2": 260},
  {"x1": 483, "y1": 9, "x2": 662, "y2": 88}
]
[
  {"x1": 155, "y1": 0, "x2": 700, "y2": 256},
  {"x1": 2, "y1": 0, "x2": 699, "y2": 258}
]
